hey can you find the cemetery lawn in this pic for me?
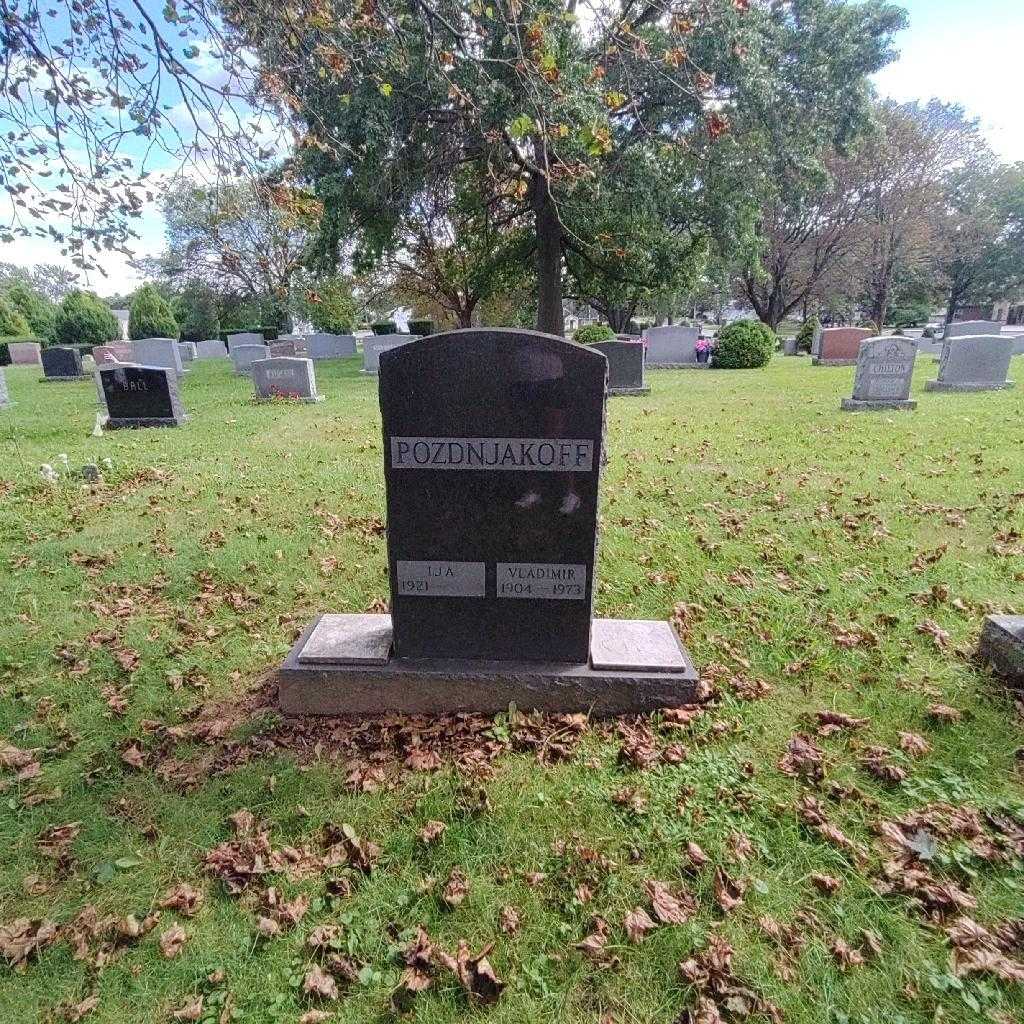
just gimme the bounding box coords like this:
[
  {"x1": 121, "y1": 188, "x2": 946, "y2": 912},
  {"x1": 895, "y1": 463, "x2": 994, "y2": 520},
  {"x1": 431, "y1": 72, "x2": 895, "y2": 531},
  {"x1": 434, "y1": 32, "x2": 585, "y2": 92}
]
[{"x1": 2, "y1": 354, "x2": 1024, "y2": 1024}]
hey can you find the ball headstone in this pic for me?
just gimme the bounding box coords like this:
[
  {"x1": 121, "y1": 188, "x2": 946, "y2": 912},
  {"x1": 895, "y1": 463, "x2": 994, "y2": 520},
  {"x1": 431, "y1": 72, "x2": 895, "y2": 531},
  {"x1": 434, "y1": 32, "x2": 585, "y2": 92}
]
[{"x1": 99, "y1": 364, "x2": 187, "y2": 428}]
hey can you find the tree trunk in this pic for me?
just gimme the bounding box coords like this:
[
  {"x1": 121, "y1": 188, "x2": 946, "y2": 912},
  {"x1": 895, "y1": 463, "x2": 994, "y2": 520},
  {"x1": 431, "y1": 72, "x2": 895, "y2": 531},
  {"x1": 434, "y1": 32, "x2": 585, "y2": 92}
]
[
  {"x1": 945, "y1": 290, "x2": 958, "y2": 325},
  {"x1": 605, "y1": 306, "x2": 633, "y2": 333},
  {"x1": 533, "y1": 174, "x2": 564, "y2": 336}
]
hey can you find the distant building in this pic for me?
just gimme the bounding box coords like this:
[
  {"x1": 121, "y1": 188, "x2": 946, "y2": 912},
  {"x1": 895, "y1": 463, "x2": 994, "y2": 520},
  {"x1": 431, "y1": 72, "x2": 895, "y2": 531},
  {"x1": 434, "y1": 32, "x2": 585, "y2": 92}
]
[{"x1": 112, "y1": 309, "x2": 130, "y2": 341}]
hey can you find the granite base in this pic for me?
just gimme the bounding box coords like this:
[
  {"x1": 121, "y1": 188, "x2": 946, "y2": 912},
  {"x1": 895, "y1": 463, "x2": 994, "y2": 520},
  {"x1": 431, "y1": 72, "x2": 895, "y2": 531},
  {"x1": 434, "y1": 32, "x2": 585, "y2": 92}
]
[
  {"x1": 977, "y1": 615, "x2": 1024, "y2": 687},
  {"x1": 840, "y1": 398, "x2": 917, "y2": 412},
  {"x1": 812, "y1": 358, "x2": 857, "y2": 367},
  {"x1": 39, "y1": 375, "x2": 90, "y2": 383},
  {"x1": 648, "y1": 363, "x2": 711, "y2": 370},
  {"x1": 608, "y1": 386, "x2": 651, "y2": 397},
  {"x1": 924, "y1": 380, "x2": 1015, "y2": 392},
  {"x1": 278, "y1": 613, "x2": 700, "y2": 716},
  {"x1": 255, "y1": 394, "x2": 324, "y2": 404},
  {"x1": 105, "y1": 416, "x2": 187, "y2": 429}
]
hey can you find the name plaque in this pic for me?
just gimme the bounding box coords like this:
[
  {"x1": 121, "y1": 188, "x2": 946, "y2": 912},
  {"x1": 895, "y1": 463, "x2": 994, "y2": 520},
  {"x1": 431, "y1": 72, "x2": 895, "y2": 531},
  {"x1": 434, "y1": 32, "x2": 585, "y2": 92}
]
[
  {"x1": 497, "y1": 563, "x2": 586, "y2": 600},
  {"x1": 391, "y1": 437, "x2": 594, "y2": 472},
  {"x1": 396, "y1": 560, "x2": 486, "y2": 597}
]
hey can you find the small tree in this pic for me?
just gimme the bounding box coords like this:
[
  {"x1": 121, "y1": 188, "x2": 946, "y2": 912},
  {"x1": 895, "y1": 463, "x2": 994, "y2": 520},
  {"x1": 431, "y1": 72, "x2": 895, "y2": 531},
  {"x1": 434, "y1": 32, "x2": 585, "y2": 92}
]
[
  {"x1": 301, "y1": 277, "x2": 359, "y2": 333},
  {"x1": 713, "y1": 320, "x2": 776, "y2": 369},
  {"x1": 3, "y1": 281, "x2": 56, "y2": 341},
  {"x1": 0, "y1": 296, "x2": 30, "y2": 337},
  {"x1": 173, "y1": 285, "x2": 220, "y2": 342},
  {"x1": 796, "y1": 314, "x2": 820, "y2": 354},
  {"x1": 129, "y1": 284, "x2": 180, "y2": 339},
  {"x1": 53, "y1": 291, "x2": 120, "y2": 347}
]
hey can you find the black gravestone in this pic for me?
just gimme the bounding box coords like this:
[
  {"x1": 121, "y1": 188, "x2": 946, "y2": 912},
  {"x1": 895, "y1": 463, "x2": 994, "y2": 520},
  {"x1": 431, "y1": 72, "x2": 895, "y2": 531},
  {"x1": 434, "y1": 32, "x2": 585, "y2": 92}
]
[
  {"x1": 99, "y1": 365, "x2": 186, "y2": 428},
  {"x1": 40, "y1": 346, "x2": 86, "y2": 380},
  {"x1": 379, "y1": 329, "x2": 607, "y2": 663},
  {"x1": 590, "y1": 340, "x2": 648, "y2": 395}
]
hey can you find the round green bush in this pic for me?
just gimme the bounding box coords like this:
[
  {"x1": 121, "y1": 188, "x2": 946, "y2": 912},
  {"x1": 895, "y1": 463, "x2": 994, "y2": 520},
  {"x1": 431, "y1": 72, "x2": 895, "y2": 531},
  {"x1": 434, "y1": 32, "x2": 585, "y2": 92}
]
[
  {"x1": 0, "y1": 295, "x2": 30, "y2": 338},
  {"x1": 52, "y1": 291, "x2": 120, "y2": 347},
  {"x1": 129, "y1": 283, "x2": 179, "y2": 340},
  {"x1": 796, "y1": 314, "x2": 819, "y2": 354},
  {"x1": 371, "y1": 321, "x2": 398, "y2": 335},
  {"x1": 408, "y1": 318, "x2": 435, "y2": 336},
  {"x1": 713, "y1": 319, "x2": 776, "y2": 369},
  {"x1": 574, "y1": 324, "x2": 615, "y2": 345}
]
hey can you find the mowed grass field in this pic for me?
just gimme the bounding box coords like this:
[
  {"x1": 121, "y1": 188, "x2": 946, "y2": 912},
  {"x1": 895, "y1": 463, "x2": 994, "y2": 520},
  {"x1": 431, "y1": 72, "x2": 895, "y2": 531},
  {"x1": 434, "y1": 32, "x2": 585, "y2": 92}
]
[{"x1": 1, "y1": 352, "x2": 1023, "y2": 1024}]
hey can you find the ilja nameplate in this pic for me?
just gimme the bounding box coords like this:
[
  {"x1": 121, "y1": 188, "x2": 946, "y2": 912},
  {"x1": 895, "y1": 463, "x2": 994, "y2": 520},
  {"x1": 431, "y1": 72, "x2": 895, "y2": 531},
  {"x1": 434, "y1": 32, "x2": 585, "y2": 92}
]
[
  {"x1": 396, "y1": 560, "x2": 486, "y2": 597},
  {"x1": 391, "y1": 437, "x2": 594, "y2": 472},
  {"x1": 497, "y1": 563, "x2": 586, "y2": 600}
]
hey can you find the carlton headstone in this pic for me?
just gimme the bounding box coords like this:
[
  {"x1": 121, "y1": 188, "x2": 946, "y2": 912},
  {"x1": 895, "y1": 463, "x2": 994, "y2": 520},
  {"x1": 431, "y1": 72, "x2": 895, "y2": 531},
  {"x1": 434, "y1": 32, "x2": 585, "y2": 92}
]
[
  {"x1": 132, "y1": 338, "x2": 185, "y2": 376},
  {"x1": 362, "y1": 334, "x2": 413, "y2": 373},
  {"x1": 943, "y1": 319, "x2": 1002, "y2": 340},
  {"x1": 590, "y1": 340, "x2": 648, "y2": 395},
  {"x1": 642, "y1": 325, "x2": 701, "y2": 367},
  {"x1": 231, "y1": 344, "x2": 271, "y2": 375},
  {"x1": 308, "y1": 333, "x2": 358, "y2": 360},
  {"x1": 925, "y1": 335, "x2": 1014, "y2": 392},
  {"x1": 8, "y1": 341, "x2": 42, "y2": 365},
  {"x1": 279, "y1": 329, "x2": 698, "y2": 716},
  {"x1": 99, "y1": 365, "x2": 186, "y2": 428},
  {"x1": 0, "y1": 368, "x2": 9, "y2": 409},
  {"x1": 813, "y1": 327, "x2": 874, "y2": 366},
  {"x1": 195, "y1": 338, "x2": 227, "y2": 359},
  {"x1": 252, "y1": 357, "x2": 322, "y2": 402},
  {"x1": 227, "y1": 331, "x2": 264, "y2": 351},
  {"x1": 841, "y1": 336, "x2": 917, "y2": 411},
  {"x1": 41, "y1": 346, "x2": 88, "y2": 381}
]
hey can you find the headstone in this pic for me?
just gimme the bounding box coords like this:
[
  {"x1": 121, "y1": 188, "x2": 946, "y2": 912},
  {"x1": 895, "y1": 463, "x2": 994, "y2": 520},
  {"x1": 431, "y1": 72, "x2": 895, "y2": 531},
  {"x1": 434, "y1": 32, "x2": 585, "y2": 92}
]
[
  {"x1": 279, "y1": 329, "x2": 699, "y2": 716},
  {"x1": 943, "y1": 319, "x2": 1002, "y2": 340},
  {"x1": 641, "y1": 325, "x2": 701, "y2": 367},
  {"x1": 810, "y1": 323, "x2": 824, "y2": 356},
  {"x1": 195, "y1": 339, "x2": 227, "y2": 359},
  {"x1": 7, "y1": 341, "x2": 42, "y2": 365},
  {"x1": 93, "y1": 343, "x2": 135, "y2": 365},
  {"x1": 782, "y1": 337, "x2": 798, "y2": 356},
  {"x1": 99, "y1": 365, "x2": 186, "y2": 428},
  {"x1": 252, "y1": 357, "x2": 322, "y2": 402},
  {"x1": 40, "y1": 346, "x2": 88, "y2": 381},
  {"x1": 916, "y1": 336, "x2": 945, "y2": 356},
  {"x1": 1010, "y1": 334, "x2": 1024, "y2": 356},
  {"x1": 227, "y1": 331, "x2": 264, "y2": 351},
  {"x1": 308, "y1": 333, "x2": 357, "y2": 360},
  {"x1": 0, "y1": 367, "x2": 9, "y2": 409},
  {"x1": 132, "y1": 338, "x2": 185, "y2": 376},
  {"x1": 178, "y1": 341, "x2": 198, "y2": 362},
  {"x1": 925, "y1": 335, "x2": 1015, "y2": 393},
  {"x1": 362, "y1": 334, "x2": 413, "y2": 373},
  {"x1": 590, "y1": 340, "x2": 648, "y2": 395},
  {"x1": 269, "y1": 340, "x2": 297, "y2": 358},
  {"x1": 812, "y1": 327, "x2": 873, "y2": 366},
  {"x1": 840, "y1": 336, "x2": 917, "y2": 411},
  {"x1": 231, "y1": 344, "x2": 271, "y2": 375},
  {"x1": 977, "y1": 616, "x2": 1024, "y2": 688}
]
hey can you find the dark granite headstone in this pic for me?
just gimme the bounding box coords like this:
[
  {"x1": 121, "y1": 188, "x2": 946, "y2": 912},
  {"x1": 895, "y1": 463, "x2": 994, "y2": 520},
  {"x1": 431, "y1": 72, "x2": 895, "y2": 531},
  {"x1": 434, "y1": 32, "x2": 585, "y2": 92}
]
[
  {"x1": 0, "y1": 367, "x2": 9, "y2": 408},
  {"x1": 252, "y1": 357, "x2": 321, "y2": 402},
  {"x1": 99, "y1": 365, "x2": 186, "y2": 428},
  {"x1": 379, "y1": 330, "x2": 604, "y2": 662},
  {"x1": 41, "y1": 346, "x2": 87, "y2": 381},
  {"x1": 590, "y1": 340, "x2": 648, "y2": 395},
  {"x1": 841, "y1": 336, "x2": 917, "y2": 411}
]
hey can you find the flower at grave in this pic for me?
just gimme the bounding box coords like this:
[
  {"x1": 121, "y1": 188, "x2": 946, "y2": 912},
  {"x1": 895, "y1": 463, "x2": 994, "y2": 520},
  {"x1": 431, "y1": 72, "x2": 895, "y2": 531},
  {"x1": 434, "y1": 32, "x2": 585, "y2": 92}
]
[{"x1": 695, "y1": 338, "x2": 714, "y2": 353}]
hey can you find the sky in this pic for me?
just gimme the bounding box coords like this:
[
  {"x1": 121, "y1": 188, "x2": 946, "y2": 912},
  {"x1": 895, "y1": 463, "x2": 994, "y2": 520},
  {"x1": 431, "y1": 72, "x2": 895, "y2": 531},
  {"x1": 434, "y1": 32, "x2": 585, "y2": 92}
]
[{"x1": 2, "y1": 0, "x2": 1023, "y2": 293}]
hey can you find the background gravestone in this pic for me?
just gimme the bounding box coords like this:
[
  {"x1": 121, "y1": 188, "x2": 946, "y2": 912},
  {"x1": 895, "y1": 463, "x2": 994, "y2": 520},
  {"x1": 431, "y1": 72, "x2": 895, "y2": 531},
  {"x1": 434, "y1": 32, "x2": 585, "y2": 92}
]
[
  {"x1": 227, "y1": 332, "x2": 264, "y2": 351},
  {"x1": 231, "y1": 343, "x2": 271, "y2": 375},
  {"x1": 0, "y1": 367, "x2": 9, "y2": 408},
  {"x1": 925, "y1": 335, "x2": 1014, "y2": 392},
  {"x1": 812, "y1": 327, "x2": 873, "y2": 365},
  {"x1": 307, "y1": 334, "x2": 357, "y2": 360},
  {"x1": 178, "y1": 341, "x2": 197, "y2": 362},
  {"x1": 810, "y1": 323, "x2": 824, "y2": 356},
  {"x1": 7, "y1": 341, "x2": 42, "y2": 365},
  {"x1": 381, "y1": 330, "x2": 606, "y2": 662},
  {"x1": 642, "y1": 325, "x2": 700, "y2": 366},
  {"x1": 252, "y1": 357, "x2": 322, "y2": 402},
  {"x1": 943, "y1": 320, "x2": 1002, "y2": 339},
  {"x1": 590, "y1": 340, "x2": 648, "y2": 395},
  {"x1": 99, "y1": 365, "x2": 186, "y2": 428},
  {"x1": 269, "y1": 340, "x2": 298, "y2": 358},
  {"x1": 1011, "y1": 335, "x2": 1024, "y2": 356},
  {"x1": 195, "y1": 339, "x2": 227, "y2": 359},
  {"x1": 782, "y1": 337, "x2": 799, "y2": 356},
  {"x1": 40, "y1": 346, "x2": 87, "y2": 381},
  {"x1": 362, "y1": 335, "x2": 414, "y2": 373},
  {"x1": 132, "y1": 338, "x2": 185, "y2": 376},
  {"x1": 841, "y1": 336, "x2": 917, "y2": 411},
  {"x1": 94, "y1": 343, "x2": 134, "y2": 365}
]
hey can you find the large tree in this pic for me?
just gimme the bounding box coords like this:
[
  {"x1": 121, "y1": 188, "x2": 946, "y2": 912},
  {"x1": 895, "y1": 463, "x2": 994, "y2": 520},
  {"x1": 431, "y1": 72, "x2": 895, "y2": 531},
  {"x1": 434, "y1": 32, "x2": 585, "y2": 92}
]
[{"x1": 225, "y1": 0, "x2": 905, "y2": 334}]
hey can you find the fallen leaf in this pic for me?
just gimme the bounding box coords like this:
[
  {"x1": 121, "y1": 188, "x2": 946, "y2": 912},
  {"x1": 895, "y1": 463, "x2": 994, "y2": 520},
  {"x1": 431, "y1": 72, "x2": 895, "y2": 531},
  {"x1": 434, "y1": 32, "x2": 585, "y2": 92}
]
[
  {"x1": 810, "y1": 873, "x2": 842, "y2": 895},
  {"x1": 159, "y1": 924, "x2": 188, "y2": 959},
  {"x1": 713, "y1": 867, "x2": 746, "y2": 913},
  {"x1": 159, "y1": 883, "x2": 205, "y2": 917},
  {"x1": 419, "y1": 820, "x2": 447, "y2": 844},
  {"x1": 499, "y1": 905, "x2": 520, "y2": 935},
  {"x1": 898, "y1": 732, "x2": 931, "y2": 757},
  {"x1": 624, "y1": 906, "x2": 657, "y2": 943},
  {"x1": 645, "y1": 879, "x2": 696, "y2": 924},
  {"x1": 927, "y1": 703, "x2": 962, "y2": 723},
  {"x1": 442, "y1": 869, "x2": 469, "y2": 908},
  {"x1": 171, "y1": 996, "x2": 204, "y2": 1021},
  {"x1": 304, "y1": 964, "x2": 339, "y2": 1000}
]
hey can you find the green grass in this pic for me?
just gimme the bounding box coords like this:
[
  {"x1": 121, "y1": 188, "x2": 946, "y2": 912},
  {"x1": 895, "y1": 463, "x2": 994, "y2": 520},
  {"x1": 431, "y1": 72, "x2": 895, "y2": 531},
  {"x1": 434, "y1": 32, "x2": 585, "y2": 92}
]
[{"x1": 1, "y1": 354, "x2": 1023, "y2": 1024}]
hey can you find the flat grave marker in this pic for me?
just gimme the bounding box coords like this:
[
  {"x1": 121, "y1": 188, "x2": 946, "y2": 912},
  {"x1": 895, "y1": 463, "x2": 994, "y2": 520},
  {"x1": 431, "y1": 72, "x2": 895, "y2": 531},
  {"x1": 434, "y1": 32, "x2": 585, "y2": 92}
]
[
  {"x1": 279, "y1": 328, "x2": 699, "y2": 716},
  {"x1": 841, "y1": 336, "x2": 917, "y2": 411},
  {"x1": 252, "y1": 357, "x2": 322, "y2": 402},
  {"x1": 925, "y1": 335, "x2": 1014, "y2": 393},
  {"x1": 99, "y1": 364, "x2": 187, "y2": 428}
]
